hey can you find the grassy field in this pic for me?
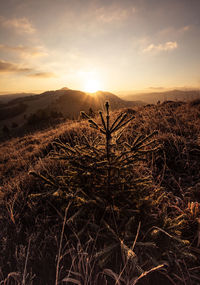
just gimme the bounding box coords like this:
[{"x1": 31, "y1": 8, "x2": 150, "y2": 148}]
[{"x1": 1, "y1": 100, "x2": 200, "y2": 284}]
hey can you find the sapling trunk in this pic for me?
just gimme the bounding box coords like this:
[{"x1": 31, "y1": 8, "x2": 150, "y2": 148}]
[
  {"x1": 105, "y1": 102, "x2": 112, "y2": 190},
  {"x1": 105, "y1": 102, "x2": 111, "y2": 163}
]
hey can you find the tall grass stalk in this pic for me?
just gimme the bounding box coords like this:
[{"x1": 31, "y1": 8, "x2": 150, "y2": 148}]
[
  {"x1": 55, "y1": 202, "x2": 71, "y2": 285},
  {"x1": 22, "y1": 238, "x2": 31, "y2": 285}
]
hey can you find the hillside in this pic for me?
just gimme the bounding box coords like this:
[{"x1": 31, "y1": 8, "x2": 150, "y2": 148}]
[
  {"x1": 0, "y1": 88, "x2": 141, "y2": 137},
  {"x1": 0, "y1": 92, "x2": 35, "y2": 104},
  {"x1": 1, "y1": 100, "x2": 200, "y2": 284},
  {"x1": 122, "y1": 89, "x2": 200, "y2": 104}
]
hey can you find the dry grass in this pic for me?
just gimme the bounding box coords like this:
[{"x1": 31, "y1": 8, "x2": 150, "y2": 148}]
[{"x1": 1, "y1": 101, "x2": 200, "y2": 284}]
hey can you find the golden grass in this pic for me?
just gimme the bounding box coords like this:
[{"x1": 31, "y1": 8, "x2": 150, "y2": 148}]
[{"x1": 1, "y1": 101, "x2": 200, "y2": 284}]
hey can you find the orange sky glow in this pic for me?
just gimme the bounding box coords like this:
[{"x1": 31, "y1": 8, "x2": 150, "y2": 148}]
[{"x1": 0, "y1": 0, "x2": 200, "y2": 94}]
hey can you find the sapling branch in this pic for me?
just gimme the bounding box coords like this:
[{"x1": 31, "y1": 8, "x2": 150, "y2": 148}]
[{"x1": 99, "y1": 111, "x2": 107, "y2": 131}]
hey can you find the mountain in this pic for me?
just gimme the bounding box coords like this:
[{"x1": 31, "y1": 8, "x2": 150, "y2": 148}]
[
  {"x1": 94, "y1": 91, "x2": 143, "y2": 109},
  {"x1": 0, "y1": 92, "x2": 35, "y2": 104},
  {"x1": 60, "y1": 87, "x2": 70, "y2": 91},
  {"x1": 0, "y1": 88, "x2": 142, "y2": 133},
  {"x1": 51, "y1": 89, "x2": 142, "y2": 117},
  {"x1": 121, "y1": 89, "x2": 200, "y2": 104}
]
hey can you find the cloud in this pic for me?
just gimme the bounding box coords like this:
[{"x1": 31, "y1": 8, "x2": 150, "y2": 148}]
[
  {"x1": 0, "y1": 60, "x2": 32, "y2": 73},
  {"x1": 0, "y1": 60, "x2": 55, "y2": 78},
  {"x1": 148, "y1": 86, "x2": 166, "y2": 91},
  {"x1": 28, "y1": 72, "x2": 56, "y2": 78},
  {"x1": 159, "y1": 25, "x2": 191, "y2": 37},
  {"x1": 181, "y1": 25, "x2": 191, "y2": 33},
  {"x1": 143, "y1": 41, "x2": 178, "y2": 53},
  {"x1": 0, "y1": 16, "x2": 35, "y2": 34},
  {"x1": 95, "y1": 5, "x2": 136, "y2": 23},
  {"x1": 0, "y1": 44, "x2": 47, "y2": 57}
]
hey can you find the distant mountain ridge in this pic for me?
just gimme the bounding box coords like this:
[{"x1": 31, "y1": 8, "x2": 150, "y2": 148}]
[
  {"x1": 0, "y1": 92, "x2": 35, "y2": 104},
  {"x1": 122, "y1": 89, "x2": 200, "y2": 104}
]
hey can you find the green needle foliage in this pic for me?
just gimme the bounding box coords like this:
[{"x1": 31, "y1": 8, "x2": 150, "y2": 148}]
[{"x1": 29, "y1": 101, "x2": 159, "y2": 269}]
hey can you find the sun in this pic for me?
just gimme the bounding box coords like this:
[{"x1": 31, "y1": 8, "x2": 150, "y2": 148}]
[{"x1": 83, "y1": 78, "x2": 101, "y2": 93}]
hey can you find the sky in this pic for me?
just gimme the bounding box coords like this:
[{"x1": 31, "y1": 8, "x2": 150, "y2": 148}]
[{"x1": 0, "y1": 0, "x2": 200, "y2": 94}]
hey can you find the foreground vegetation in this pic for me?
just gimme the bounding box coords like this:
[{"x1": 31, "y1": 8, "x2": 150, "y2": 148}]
[{"x1": 1, "y1": 100, "x2": 200, "y2": 284}]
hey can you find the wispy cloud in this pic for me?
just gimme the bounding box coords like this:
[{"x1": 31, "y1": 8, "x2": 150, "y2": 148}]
[
  {"x1": 95, "y1": 5, "x2": 136, "y2": 23},
  {"x1": 148, "y1": 86, "x2": 166, "y2": 91},
  {"x1": 28, "y1": 72, "x2": 56, "y2": 78},
  {"x1": 143, "y1": 41, "x2": 178, "y2": 53},
  {"x1": 0, "y1": 16, "x2": 36, "y2": 34},
  {"x1": 181, "y1": 25, "x2": 191, "y2": 33},
  {"x1": 0, "y1": 44, "x2": 47, "y2": 57},
  {"x1": 0, "y1": 59, "x2": 32, "y2": 73},
  {"x1": 0, "y1": 60, "x2": 54, "y2": 78},
  {"x1": 159, "y1": 25, "x2": 191, "y2": 37}
]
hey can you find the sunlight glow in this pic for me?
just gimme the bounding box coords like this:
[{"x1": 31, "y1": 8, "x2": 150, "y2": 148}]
[
  {"x1": 79, "y1": 70, "x2": 102, "y2": 93},
  {"x1": 83, "y1": 78, "x2": 101, "y2": 93}
]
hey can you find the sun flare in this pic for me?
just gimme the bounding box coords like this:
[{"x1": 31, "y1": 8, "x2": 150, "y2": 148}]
[{"x1": 83, "y1": 78, "x2": 101, "y2": 93}]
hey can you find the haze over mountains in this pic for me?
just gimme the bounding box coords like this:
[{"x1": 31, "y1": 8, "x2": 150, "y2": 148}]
[
  {"x1": 121, "y1": 89, "x2": 200, "y2": 104},
  {"x1": 0, "y1": 92, "x2": 35, "y2": 104}
]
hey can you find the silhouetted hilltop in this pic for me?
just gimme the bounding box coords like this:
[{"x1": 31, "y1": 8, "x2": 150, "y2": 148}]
[
  {"x1": 0, "y1": 87, "x2": 141, "y2": 133},
  {"x1": 60, "y1": 87, "x2": 70, "y2": 91}
]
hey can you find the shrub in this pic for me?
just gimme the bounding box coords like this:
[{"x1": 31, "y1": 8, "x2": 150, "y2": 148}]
[{"x1": 29, "y1": 102, "x2": 161, "y2": 278}]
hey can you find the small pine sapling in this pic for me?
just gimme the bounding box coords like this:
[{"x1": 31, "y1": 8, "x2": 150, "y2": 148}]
[
  {"x1": 29, "y1": 101, "x2": 159, "y2": 270},
  {"x1": 29, "y1": 101, "x2": 159, "y2": 229}
]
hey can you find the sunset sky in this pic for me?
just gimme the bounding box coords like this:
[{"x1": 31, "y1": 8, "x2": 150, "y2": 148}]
[{"x1": 0, "y1": 0, "x2": 200, "y2": 94}]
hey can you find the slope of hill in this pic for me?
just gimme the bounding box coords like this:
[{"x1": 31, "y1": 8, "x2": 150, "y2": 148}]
[
  {"x1": 122, "y1": 89, "x2": 200, "y2": 104},
  {"x1": 0, "y1": 88, "x2": 142, "y2": 134},
  {"x1": 0, "y1": 92, "x2": 35, "y2": 104},
  {"x1": 1, "y1": 100, "x2": 200, "y2": 284}
]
